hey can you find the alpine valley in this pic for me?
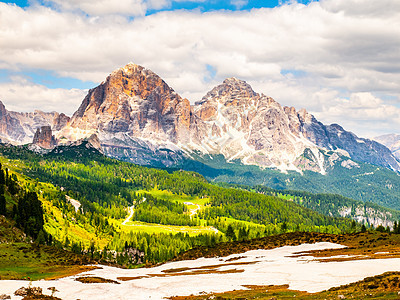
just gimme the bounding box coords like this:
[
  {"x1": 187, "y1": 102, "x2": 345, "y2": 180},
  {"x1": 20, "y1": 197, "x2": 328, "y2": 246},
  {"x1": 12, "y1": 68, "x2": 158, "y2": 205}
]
[{"x1": 2, "y1": 63, "x2": 400, "y2": 299}]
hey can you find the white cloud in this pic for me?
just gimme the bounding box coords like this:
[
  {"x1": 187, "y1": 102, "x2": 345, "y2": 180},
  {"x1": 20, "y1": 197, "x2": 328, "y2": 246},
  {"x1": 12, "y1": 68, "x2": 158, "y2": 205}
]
[
  {"x1": 0, "y1": 77, "x2": 86, "y2": 115},
  {"x1": 230, "y1": 0, "x2": 248, "y2": 9},
  {"x1": 0, "y1": 0, "x2": 399, "y2": 137},
  {"x1": 41, "y1": 0, "x2": 207, "y2": 16},
  {"x1": 43, "y1": 0, "x2": 152, "y2": 17},
  {"x1": 314, "y1": 92, "x2": 400, "y2": 137}
]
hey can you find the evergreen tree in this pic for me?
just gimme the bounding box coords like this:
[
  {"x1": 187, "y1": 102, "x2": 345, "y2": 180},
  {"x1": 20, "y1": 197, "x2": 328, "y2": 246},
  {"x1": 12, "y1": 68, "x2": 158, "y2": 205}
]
[
  {"x1": 16, "y1": 192, "x2": 44, "y2": 239},
  {"x1": 281, "y1": 222, "x2": 288, "y2": 233},
  {"x1": 0, "y1": 168, "x2": 5, "y2": 185},
  {"x1": 351, "y1": 220, "x2": 356, "y2": 232},
  {"x1": 225, "y1": 224, "x2": 236, "y2": 241},
  {"x1": 0, "y1": 194, "x2": 5, "y2": 216},
  {"x1": 395, "y1": 221, "x2": 400, "y2": 234},
  {"x1": 361, "y1": 224, "x2": 367, "y2": 233},
  {"x1": 36, "y1": 230, "x2": 46, "y2": 245}
]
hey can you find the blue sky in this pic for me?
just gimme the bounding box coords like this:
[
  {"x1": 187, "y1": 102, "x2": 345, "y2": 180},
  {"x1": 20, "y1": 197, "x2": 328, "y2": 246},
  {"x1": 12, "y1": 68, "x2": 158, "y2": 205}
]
[
  {"x1": 3, "y1": 0, "x2": 318, "y2": 12},
  {"x1": 0, "y1": 0, "x2": 399, "y2": 137}
]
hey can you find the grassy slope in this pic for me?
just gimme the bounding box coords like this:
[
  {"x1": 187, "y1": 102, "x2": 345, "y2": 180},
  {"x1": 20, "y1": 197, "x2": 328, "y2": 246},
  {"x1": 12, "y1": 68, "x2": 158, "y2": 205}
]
[
  {"x1": 0, "y1": 243, "x2": 94, "y2": 280},
  {"x1": 0, "y1": 144, "x2": 390, "y2": 282}
]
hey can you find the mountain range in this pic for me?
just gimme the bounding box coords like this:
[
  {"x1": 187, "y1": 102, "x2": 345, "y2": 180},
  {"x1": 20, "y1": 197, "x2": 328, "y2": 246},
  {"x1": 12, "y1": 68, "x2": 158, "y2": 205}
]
[
  {"x1": 1, "y1": 62, "x2": 399, "y2": 177},
  {"x1": 375, "y1": 134, "x2": 400, "y2": 160}
]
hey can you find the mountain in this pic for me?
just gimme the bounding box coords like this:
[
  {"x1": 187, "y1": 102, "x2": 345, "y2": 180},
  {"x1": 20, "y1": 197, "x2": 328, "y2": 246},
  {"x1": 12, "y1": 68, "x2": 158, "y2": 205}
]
[
  {"x1": 58, "y1": 63, "x2": 400, "y2": 174},
  {"x1": 57, "y1": 63, "x2": 192, "y2": 166},
  {"x1": 0, "y1": 100, "x2": 70, "y2": 144},
  {"x1": 374, "y1": 134, "x2": 400, "y2": 160},
  {"x1": 2, "y1": 63, "x2": 400, "y2": 209},
  {"x1": 192, "y1": 78, "x2": 326, "y2": 172}
]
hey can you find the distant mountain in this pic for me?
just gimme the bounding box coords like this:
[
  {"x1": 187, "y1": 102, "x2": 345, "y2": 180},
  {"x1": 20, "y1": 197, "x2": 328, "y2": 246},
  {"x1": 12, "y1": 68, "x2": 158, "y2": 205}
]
[
  {"x1": 0, "y1": 100, "x2": 69, "y2": 144},
  {"x1": 374, "y1": 134, "x2": 400, "y2": 160},
  {"x1": 57, "y1": 62, "x2": 400, "y2": 174}
]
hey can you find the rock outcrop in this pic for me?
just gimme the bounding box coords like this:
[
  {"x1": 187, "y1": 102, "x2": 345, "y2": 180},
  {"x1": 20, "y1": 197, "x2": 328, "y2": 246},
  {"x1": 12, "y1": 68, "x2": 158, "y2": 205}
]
[
  {"x1": 192, "y1": 78, "x2": 324, "y2": 172},
  {"x1": 32, "y1": 126, "x2": 56, "y2": 149},
  {"x1": 0, "y1": 101, "x2": 25, "y2": 143}
]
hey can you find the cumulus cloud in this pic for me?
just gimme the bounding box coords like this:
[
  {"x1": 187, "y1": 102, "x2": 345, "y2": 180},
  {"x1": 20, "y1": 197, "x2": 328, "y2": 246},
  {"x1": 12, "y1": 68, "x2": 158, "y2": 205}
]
[
  {"x1": 0, "y1": 77, "x2": 86, "y2": 115},
  {"x1": 314, "y1": 93, "x2": 400, "y2": 137},
  {"x1": 41, "y1": 0, "x2": 207, "y2": 16},
  {"x1": 43, "y1": 0, "x2": 148, "y2": 16},
  {"x1": 0, "y1": 0, "x2": 399, "y2": 136}
]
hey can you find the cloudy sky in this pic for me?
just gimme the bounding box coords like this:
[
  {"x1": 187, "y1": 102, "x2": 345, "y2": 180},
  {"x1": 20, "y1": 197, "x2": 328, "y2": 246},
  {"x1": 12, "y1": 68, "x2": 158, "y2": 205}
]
[{"x1": 0, "y1": 0, "x2": 399, "y2": 138}]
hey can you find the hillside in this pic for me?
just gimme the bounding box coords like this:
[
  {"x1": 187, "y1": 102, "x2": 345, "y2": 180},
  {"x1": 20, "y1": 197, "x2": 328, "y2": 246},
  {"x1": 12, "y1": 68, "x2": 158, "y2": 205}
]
[
  {"x1": 0, "y1": 143, "x2": 360, "y2": 268},
  {"x1": 176, "y1": 153, "x2": 400, "y2": 210}
]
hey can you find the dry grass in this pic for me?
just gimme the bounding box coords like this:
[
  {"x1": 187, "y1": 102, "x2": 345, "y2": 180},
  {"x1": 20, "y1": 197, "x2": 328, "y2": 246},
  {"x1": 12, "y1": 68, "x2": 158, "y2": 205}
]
[
  {"x1": 168, "y1": 273, "x2": 400, "y2": 299},
  {"x1": 75, "y1": 276, "x2": 120, "y2": 284},
  {"x1": 172, "y1": 231, "x2": 400, "y2": 263},
  {"x1": 167, "y1": 231, "x2": 400, "y2": 300}
]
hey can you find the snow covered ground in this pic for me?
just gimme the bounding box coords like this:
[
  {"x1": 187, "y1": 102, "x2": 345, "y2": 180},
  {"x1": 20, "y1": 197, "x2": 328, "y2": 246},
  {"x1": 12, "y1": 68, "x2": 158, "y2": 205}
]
[{"x1": 2, "y1": 242, "x2": 400, "y2": 300}]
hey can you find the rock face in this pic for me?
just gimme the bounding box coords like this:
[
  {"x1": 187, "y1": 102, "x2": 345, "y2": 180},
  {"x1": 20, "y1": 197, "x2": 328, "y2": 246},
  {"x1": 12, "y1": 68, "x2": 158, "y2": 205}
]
[
  {"x1": 59, "y1": 63, "x2": 400, "y2": 173},
  {"x1": 0, "y1": 101, "x2": 70, "y2": 145},
  {"x1": 374, "y1": 134, "x2": 400, "y2": 160},
  {"x1": 59, "y1": 63, "x2": 193, "y2": 166},
  {"x1": 192, "y1": 78, "x2": 325, "y2": 172},
  {"x1": 32, "y1": 126, "x2": 56, "y2": 149},
  {"x1": 69, "y1": 63, "x2": 191, "y2": 144},
  {"x1": 0, "y1": 101, "x2": 25, "y2": 143},
  {"x1": 53, "y1": 113, "x2": 70, "y2": 131},
  {"x1": 298, "y1": 112, "x2": 400, "y2": 172}
]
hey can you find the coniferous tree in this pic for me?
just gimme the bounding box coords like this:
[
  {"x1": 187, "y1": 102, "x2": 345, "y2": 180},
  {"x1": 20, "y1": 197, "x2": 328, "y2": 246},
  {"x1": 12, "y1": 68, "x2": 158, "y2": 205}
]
[
  {"x1": 395, "y1": 221, "x2": 400, "y2": 234},
  {"x1": 36, "y1": 230, "x2": 46, "y2": 245},
  {"x1": 225, "y1": 224, "x2": 236, "y2": 241},
  {"x1": 361, "y1": 224, "x2": 367, "y2": 233},
  {"x1": 0, "y1": 168, "x2": 5, "y2": 185},
  {"x1": 16, "y1": 192, "x2": 44, "y2": 239},
  {"x1": 0, "y1": 194, "x2": 6, "y2": 215}
]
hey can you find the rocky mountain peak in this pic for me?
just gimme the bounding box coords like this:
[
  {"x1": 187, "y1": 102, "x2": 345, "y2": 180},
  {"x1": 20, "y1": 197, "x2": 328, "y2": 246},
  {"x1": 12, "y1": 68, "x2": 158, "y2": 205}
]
[
  {"x1": 197, "y1": 77, "x2": 258, "y2": 106},
  {"x1": 66, "y1": 63, "x2": 192, "y2": 145},
  {"x1": 52, "y1": 63, "x2": 400, "y2": 173}
]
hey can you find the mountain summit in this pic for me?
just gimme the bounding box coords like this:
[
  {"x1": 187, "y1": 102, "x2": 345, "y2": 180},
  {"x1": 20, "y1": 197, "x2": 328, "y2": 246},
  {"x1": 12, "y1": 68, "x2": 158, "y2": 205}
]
[{"x1": 68, "y1": 63, "x2": 191, "y2": 143}]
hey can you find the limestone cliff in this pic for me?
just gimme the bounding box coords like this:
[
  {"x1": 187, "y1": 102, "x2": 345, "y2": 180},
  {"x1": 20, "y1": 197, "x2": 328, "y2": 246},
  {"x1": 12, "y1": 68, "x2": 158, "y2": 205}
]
[{"x1": 32, "y1": 126, "x2": 56, "y2": 149}]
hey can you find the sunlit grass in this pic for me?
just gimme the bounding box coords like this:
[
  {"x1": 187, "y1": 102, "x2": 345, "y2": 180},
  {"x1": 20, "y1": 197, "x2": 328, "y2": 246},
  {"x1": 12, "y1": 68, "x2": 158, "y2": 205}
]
[{"x1": 114, "y1": 219, "x2": 218, "y2": 236}]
